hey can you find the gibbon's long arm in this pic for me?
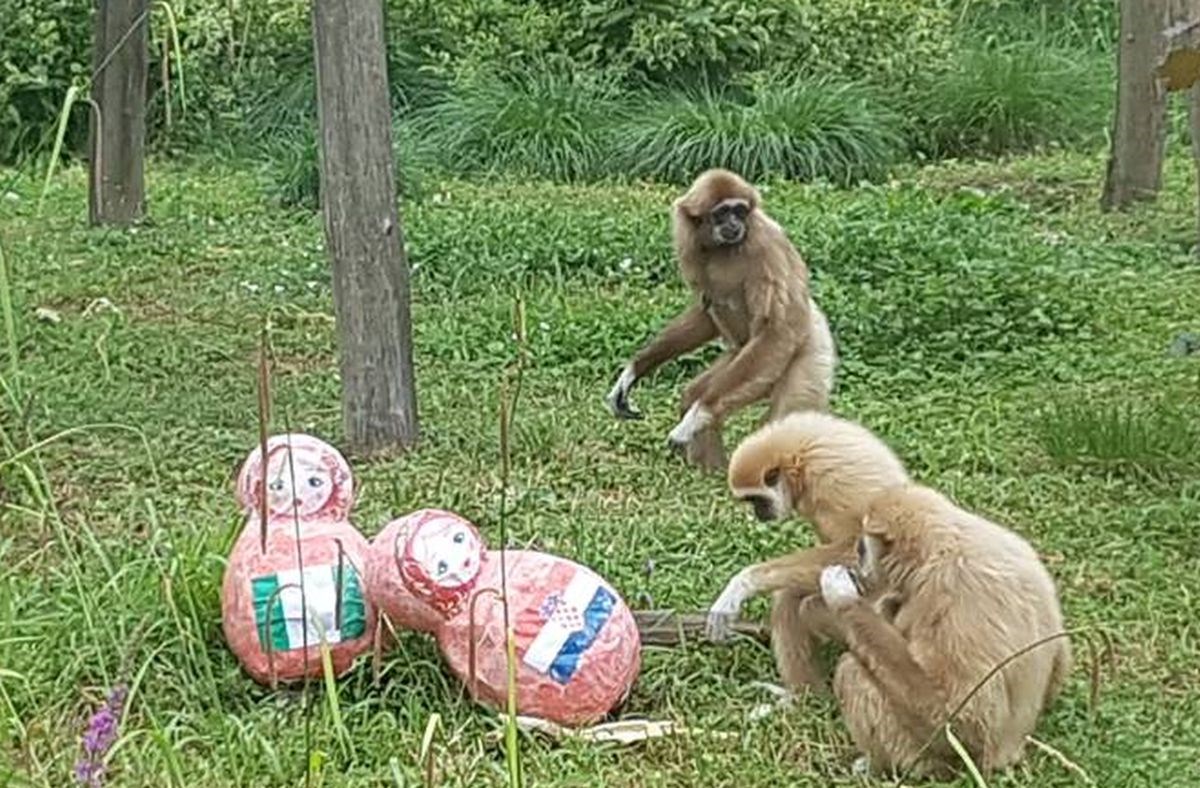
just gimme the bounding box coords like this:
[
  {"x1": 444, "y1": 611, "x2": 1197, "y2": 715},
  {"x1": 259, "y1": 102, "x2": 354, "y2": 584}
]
[
  {"x1": 743, "y1": 540, "x2": 858, "y2": 595},
  {"x1": 836, "y1": 601, "x2": 950, "y2": 746},
  {"x1": 630, "y1": 304, "x2": 718, "y2": 378},
  {"x1": 695, "y1": 328, "x2": 795, "y2": 419},
  {"x1": 706, "y1": 540, "x2": 857, "y2": 641},
  {"x1": 693, "y1": 282, "x2": 807, "y2": 420},
  {"x1": 607, "y1": 305, "x2": 717, "y2": 419}
]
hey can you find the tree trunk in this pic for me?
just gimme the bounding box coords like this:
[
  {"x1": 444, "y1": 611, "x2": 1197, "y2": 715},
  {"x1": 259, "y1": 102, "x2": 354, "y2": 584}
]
[
  {"x1": 312, "y1": 0, "x2": 418, "y2": 455},
  {"x1": 88, "y1": 0, "x2": 149, "y2": 226},
  {"x1": 1103, "y1": 0, "x2": 1172, "y2": 210}
]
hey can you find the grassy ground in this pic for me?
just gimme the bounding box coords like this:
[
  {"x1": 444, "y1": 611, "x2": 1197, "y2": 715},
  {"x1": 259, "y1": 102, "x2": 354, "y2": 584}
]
[{"x1": 1, "y1": 150, "x2": 1198, "y2": 786}]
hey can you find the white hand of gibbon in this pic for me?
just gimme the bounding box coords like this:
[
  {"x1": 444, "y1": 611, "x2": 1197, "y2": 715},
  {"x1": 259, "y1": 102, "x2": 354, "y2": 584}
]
[
  {"x1": 705, "y1": 569, "x2": 750, "y2": 642},
  {"x1": 820, "y1": 565, "x2": 861, "y2": 610},
  {"x1": 668, "y1": 402, "x2": 713, "y2": 447}
]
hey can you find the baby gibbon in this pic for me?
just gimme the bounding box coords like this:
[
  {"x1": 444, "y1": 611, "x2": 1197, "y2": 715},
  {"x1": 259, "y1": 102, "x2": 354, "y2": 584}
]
[
  {"x1": 606, "y1": 168, "x2": 836, "y2": 471},
  {"x1": 706, "y1": 412, "x2": 910, "y2": 689},
  {"x1": 819, "y1": 484, "x2": 1071, "y2": 778}
]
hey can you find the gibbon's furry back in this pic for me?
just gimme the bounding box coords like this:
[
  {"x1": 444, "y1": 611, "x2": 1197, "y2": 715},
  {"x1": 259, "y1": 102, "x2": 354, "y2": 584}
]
[{"x1": 827, "y1": 483, "x2": 1071, "y2": 777}]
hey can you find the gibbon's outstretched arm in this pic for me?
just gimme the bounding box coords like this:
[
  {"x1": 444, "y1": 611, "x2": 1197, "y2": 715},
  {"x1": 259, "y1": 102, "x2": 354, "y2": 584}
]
[
  {"x1": 667, "y1": 283, "x2": 807, "y2": 446},
  {"x1": 821, "y1": 566, "x2": 950, "y2": 744},
  {"x1": 705, "y1": 539, "x2": 857, "y2": 641},
  {"x1": 606, "y1": 304, "x2": 718, "y2": 420}
]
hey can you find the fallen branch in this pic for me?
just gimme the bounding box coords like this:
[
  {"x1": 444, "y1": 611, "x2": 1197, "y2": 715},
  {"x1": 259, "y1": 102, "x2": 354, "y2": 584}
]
[{"x1": 634, "y1": 609, "x2": 769, "y2": 646}]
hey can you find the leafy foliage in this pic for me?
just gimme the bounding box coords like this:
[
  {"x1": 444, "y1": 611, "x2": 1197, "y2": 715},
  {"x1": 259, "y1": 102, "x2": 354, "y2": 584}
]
[
  {"x1": 914, "y1": 41, "x2": 1113, "y2": 158},
  {"x1": 411, "y1": 64, "x2": 626, "y2": 182},
  {"x1": 617, "y1": 78, "x2": 903, "y2": 185},
  {"x1": 0, "y1": 0, "x2": 92, "y2": 162}
]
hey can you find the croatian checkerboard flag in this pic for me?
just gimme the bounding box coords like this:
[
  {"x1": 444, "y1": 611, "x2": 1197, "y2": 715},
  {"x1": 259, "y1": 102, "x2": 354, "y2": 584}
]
[{"x1": 522, "y1": 569, "x2": 617, "y2": 684}]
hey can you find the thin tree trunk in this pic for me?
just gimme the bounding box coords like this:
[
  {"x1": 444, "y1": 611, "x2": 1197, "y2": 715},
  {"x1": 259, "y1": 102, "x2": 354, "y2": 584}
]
[
  {"x1": 1103, "y1": 0, "x2": 1172, "y2": 210},
  {"x1": 312, "y1": 0, "x2": 418, "y2": 455},
  {"x1": 88, "y1": 0, "x2": 149, "y2": 226}
]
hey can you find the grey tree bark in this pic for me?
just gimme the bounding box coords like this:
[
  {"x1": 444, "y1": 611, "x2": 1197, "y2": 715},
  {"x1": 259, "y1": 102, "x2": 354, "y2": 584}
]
[
  {"x1": 88, "y1": 0, "x2": 149, "y2": 226},
  {"x1": 312, "y1": 0, "x2": 419, "y2": 454}
]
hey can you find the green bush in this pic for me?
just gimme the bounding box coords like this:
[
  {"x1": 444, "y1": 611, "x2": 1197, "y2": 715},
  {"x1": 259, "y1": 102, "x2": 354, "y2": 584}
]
[
  {"x1": 410, "y1": 64, "x2": 626, "y2": 182},
  {"x1": 914, "y1": 41, "x2": 1112, "y2": 159},
  {"x1": 617, "y1": 78, "x2": 902, "y2": 185},
  {"x1": 0, "y1": 0, "x2": 92, "y2": 162}
]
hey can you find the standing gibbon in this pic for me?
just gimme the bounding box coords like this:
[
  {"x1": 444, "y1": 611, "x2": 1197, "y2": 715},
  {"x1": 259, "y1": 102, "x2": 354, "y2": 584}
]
[
  {"x1": 819, "y1": 484, "x2": 1071, "y2": 778},
  {"x1": 706, "y1": 412, "x2": 911, "y2": 690},
  {"x1": 605, "y1": 169, "x2": 836, "y2": 471}
]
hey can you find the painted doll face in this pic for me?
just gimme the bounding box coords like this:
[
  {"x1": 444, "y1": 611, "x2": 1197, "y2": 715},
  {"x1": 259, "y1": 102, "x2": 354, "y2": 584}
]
[
  {"x1": 409, "y1": 520, "x2": 483, "y2": 588},
  {"x1": 236, "y1": 434, "x2": 353, "y2": 522},
  {"x1": 264, "y1": 448, "x2": 334, "y2": 518},
  {"x1": 398, "y1": 510, "x2": 487, "y2": 615}
]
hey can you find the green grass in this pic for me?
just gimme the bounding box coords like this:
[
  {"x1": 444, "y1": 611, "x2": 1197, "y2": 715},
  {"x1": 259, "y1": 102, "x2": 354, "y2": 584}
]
[
  {"x1": 915, "y1": 40, "x2": 1113, "y2": 159},
  {"x1": 618, "y1": 80, "x2": 903, "y2": 185},
  {"x1": 1, "y1": 148, "x2": 1199, "y2": 786},
  {"x1": 410, "y1": 65, "x2": 628, "y2": 183}
]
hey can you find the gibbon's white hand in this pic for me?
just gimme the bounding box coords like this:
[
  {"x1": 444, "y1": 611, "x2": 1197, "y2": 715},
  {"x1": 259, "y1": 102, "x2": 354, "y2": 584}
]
[
  {"x1": 705, "y1": 569, "x2": 750, "y2": 642},
  {"x1": 820, "y1": 565, "x2": 861, "y2": 610},
  {"x1": 667, "y1": 402, "x2": 713, "y2": 447},
  {"x1": 605, "y1": 365, "x2": 642, "y2": 420}
]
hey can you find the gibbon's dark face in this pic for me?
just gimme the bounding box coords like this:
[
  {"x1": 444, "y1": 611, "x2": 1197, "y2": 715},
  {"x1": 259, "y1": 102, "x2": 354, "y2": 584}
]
[
  {"x1": 739, "y1": 466, "x2": 785, "y2": 522},
  {"x1": 707, "y1": 198, "x2": 750, "y2": 247}
]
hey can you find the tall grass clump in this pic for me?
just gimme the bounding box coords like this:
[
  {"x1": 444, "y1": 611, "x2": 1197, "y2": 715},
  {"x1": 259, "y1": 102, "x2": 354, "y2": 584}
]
[
  {"x1": 411, "y1": 64, "x2": 627, "y2": 182},
  {"x1": 916, "y1": 40, "x2": 1112, "y2": 158},
  {"x1": 618, "y1": 79, "x2": 903, "y2": 185},
  {"x1": 1036, "y1": 398, "x2": 1199, "y2": 478}
]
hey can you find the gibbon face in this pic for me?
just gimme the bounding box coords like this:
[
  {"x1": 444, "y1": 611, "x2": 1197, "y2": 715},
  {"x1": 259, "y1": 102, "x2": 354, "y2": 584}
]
[
  {"x1": 726, "y1": 412, "x2": 911, "y2": 542},
  {"x1": 675, "y1": 169, "x2": 760, "y2": 251},
  {"x1": 733, "y1": 464, "x2": 792, "y2": 522},
  {"x1": 705, "y1": 197, "x2": 751, "y2": 246}
]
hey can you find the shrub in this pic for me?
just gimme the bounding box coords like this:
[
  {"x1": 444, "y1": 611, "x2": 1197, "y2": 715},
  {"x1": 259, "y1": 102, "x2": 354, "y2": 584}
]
[
  {"x1": 914, "y1": 41, "x2": 1113, "y2": 159},
  {"x1": 617, "y1": 79, "x2": 903, "y2": 185},
  {"x1": 410, "y1": 64, "x2": 627, "y2": 182},
  {"x1": 0, "y1": 0, "x2": 92, "y2": 162}
]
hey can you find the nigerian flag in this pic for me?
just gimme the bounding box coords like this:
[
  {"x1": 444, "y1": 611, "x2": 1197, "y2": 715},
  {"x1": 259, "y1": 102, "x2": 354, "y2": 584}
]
[{"x1": 251, "y1": 562, "x2": 366, "y2": 652}]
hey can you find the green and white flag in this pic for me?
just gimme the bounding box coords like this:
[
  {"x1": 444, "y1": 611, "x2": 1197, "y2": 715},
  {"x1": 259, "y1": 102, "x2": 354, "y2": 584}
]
[{"x1": 252, "y1": 563, "x2": 366, "y2": 652}]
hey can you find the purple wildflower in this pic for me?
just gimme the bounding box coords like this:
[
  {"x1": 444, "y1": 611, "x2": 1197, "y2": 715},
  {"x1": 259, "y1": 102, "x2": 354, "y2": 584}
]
[{"x1": 74, "y1": 684, "x2": 127, "y2": 787}]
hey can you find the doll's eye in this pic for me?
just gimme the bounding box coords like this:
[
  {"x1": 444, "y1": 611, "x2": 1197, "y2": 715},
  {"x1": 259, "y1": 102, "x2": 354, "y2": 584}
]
[
  {"x1": 453, "y1": 532, "x2": 465, "y2": 544},
  {"x1": 307, "y1": 476, "x2": 323, "y2": 488},
  {"x1": 269, "y1": 479, "x2": 286, "y2": 492},
  {"x1": 436, "y1": 560, "x2": 448, "y2": 576}
]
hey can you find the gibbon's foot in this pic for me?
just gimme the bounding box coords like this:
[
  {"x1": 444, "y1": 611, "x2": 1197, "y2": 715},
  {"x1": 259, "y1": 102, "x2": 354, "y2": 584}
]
[
  {"x1": 819, "y1": 565, "x2": 861, "y2": 610},
  {"x1": 667, "y1": 402, "x2": 713, "y2": 448},
  {"x1": 705, "y1": 569, "x2": 751, "y2": 642},
  {"x1": 605, "y1": 365, "x2": 642, "y2": 420}
]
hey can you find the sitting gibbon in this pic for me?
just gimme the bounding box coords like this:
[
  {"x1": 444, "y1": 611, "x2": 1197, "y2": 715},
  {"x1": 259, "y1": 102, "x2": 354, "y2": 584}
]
[
  {"x1": 819, "y1": 484, "x2": 1071, "y2": 777},
  {"x1": 706, "y1": 412, "x2": 911, "y2": 689}
]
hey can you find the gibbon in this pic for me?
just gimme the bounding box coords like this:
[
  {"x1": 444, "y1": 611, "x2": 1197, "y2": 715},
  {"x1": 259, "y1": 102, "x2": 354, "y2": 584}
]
[
  {"x1": 818, "y1": 484, "x2": 1071, "y2": 778},
  {"x1": 705, "y1": 412, "x2": 910, "y2": 690},
  {"x1": 605, "y1": 168, "x2": 836, "y2": 471}
]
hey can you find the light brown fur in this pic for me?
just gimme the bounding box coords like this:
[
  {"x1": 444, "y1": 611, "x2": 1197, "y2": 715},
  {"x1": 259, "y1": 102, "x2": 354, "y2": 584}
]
[
  {"x1": 606, "y1": 169, "x2": 836, "y2": 471},
  {"x1": 705, "y1": 412, "x2": 910, "y2": 688},
  {"x1": 823, "y1": 484, "x2": 1071, "y2": 778}
]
